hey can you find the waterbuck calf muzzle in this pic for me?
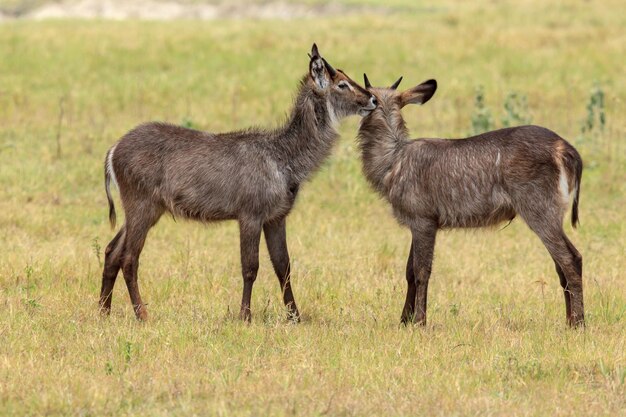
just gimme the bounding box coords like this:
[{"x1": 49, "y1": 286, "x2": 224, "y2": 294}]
[{"x1": 359, "y1": 95, "x2": 378, "y2": 116}]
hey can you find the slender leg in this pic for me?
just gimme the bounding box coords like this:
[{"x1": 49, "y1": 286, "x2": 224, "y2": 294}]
[
  {"x1": 544, "y1": 234, "x2": 584, "y2": 327},
  {"x1": 263, "y1": 218, "x2": 300, "y2": 321},
  {"x1": 553, "y1": 261, "x2": 572, "y2": 324},
  {"x1": 400, "y1": 242, "x2": 416, "y2": 324},
  {"x1": 411, "y1": 220, "x2": 437, "y2": 325},
  {"x1": 120, "y1": 206, "x2": 162, "y2": 321},
  {"x1": 523, "y1": 216, "x2": 584, "y2": 327},
  {"x1": 513, "y1": 179, "x2": 584, "y2": 327},
  {"x1": 99, "y1": 227, "x2": 126, "y2": 314},
  {"x1": 121, "y1": 230, "x2": 150, "y2": 321},
  {"x1": 561, "y1": 232, "x2": 584, "y2": 326},
  {"x1": 239, "y1": 218, "x2": 263, "y2": 322}
]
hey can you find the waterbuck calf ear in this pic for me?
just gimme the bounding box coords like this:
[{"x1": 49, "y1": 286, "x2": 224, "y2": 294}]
[
  {"x1": 308, "y1": 43, "x2": 320, "y2": 59},
  {"x1": 400, "y1": 79, "x2": 437, "y2": 108},
  {"x1": 309, "y1": 43, "x2": 332, "y2": 90}
]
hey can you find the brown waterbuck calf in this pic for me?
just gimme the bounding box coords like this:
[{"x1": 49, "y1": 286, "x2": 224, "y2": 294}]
[
  {"x1": 358, "y1": 75, "x2": 584, "y2": 327},
  {"x1": 99, "y1": 44, "x2": 377, "y2": 321}
]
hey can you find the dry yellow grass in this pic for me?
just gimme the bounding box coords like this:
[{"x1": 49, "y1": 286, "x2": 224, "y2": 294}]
[{"x1": 0, "y1": 1, "x2": 625, "y2": 415}]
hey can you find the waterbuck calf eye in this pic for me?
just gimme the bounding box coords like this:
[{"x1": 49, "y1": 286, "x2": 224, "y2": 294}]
[{"x1": 338, "y1": 81, "x2": 349, "y2": 90}]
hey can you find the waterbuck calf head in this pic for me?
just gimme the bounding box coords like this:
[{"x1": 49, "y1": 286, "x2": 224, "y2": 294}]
[
  {"x1": 363, "y1": 73, "x2": 436, "y2": 122},
  {"x1": 308, "y1": 44, "x2": 377, "y2": 120}
]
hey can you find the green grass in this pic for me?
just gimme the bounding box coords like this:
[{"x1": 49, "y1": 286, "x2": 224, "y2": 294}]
[{"x1": 1, "y1": 1, "x2": 625, "y2": 415}]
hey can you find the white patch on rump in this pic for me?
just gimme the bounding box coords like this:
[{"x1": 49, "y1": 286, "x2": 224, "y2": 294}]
[{"x1": 107, "y1": 144, "x2": 118, "y2": 187}]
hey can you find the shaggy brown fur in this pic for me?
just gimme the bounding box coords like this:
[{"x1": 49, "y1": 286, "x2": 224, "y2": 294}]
[
  {"x1": 99, "y1": 44, "x2": 376, "y2": 321},
  {"x1": 358, "y1": 75, "x2": 583, "y2": 327}
]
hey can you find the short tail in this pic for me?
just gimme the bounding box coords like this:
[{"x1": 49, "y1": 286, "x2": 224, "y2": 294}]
[
  {"x1": 104, "y1": 147, "x2": 117, "y2": 229},
  {"x1": 562, "y1": 142, "x2": 583, "y2": 228}
]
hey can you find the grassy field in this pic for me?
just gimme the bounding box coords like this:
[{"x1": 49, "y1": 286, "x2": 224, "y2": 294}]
[{"x1": 1, "y1": 1, "x2": 625, "y2": 415}]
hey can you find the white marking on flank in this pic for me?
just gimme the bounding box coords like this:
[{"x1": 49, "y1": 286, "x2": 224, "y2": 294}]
[{"x1": 496, "y1": 151, "x2": 501, "y2": 166}]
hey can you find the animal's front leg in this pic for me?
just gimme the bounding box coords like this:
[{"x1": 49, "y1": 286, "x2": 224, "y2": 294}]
[
  {"x1": 264, "y1": 217, "x2": 300, "y2": 322},
  {"x1": 400, "y1": 242, "x2": 416, "y2": 324},
  {"x1": 239, "y1": 218, "x2": 263, "y2": 322},
  {"x1": 411, "y1": 220, "x2": 437, "y2": 325}
]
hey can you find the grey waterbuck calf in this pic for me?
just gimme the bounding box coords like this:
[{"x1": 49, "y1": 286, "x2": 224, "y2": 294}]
[
  {"x1": 99, "y1": 44, "x2": 377, "y2": 321},
  {"x1": 358, "y1": 74, "x2": 584, "y2": 327}
]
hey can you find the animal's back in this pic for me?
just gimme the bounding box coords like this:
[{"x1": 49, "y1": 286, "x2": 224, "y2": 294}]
[
  {"x1": 110, "y1": 122, "x2": 289, "y2": 222},
  {"x1": 390, "y1": 126, "x2": 568, "y2": 228}
]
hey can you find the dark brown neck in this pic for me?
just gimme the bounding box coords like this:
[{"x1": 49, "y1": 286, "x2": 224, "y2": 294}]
[
  {"x1": 357, "y1": 107, "x2": 409, "y2": 194},
  {"x1": 275, "y1": 77, "x2": 340, "y2": 183}
]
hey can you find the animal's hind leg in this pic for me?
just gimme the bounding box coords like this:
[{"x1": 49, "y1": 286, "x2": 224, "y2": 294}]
[
  {"x1": 400, "y1": 242, "x2": 416, "y2": 324},
  {"x1": 99, "y1": 227, "x2": 126, "y2": 314},
  {"x1": 561, "y1": 232, "x2": 584, "y2": 326},
  {"x1": 554, "y1": 261, "x2": 572, "y2": 324},
  {"x1": 121, "y1": 205, "x2": 163, "y2": 321},
  {"x1": 521, "y1": 212, "x2": 584, "y2": 327}
]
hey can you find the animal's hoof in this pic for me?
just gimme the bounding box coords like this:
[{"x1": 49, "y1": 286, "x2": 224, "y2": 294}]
[
  {"x1": 287, "y1": 311, "x2": 301, "y2": 323},
  {"x1": 239, "y1": 308, "x2": 252, "y2": 323},
  {"x1": 135, "y1": 305, "x2": 148, "y2": 321},
  {"x1": 413, "y1": 314, "x2": 427, "y2": 326},
  {"x1": 400, "y1": 311, "x2": 415, "y2": 325},
  {"x1": 568, "y1": 314, "x2": 585, "y2": 328},
  {"x1": 98, "y1": 305, "x2": 111, "y2": 316}
]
